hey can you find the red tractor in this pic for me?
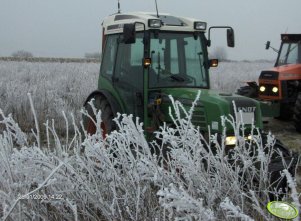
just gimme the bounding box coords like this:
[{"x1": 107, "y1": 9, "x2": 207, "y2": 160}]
[{"x1": 237, "y1": 34, "x2": 301, "y2": 132}]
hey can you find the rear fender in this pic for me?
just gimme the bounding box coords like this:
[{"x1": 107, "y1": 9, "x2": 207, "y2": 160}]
[{"x1": 84, "y1": 90, "x2": 122, "y2": 117}]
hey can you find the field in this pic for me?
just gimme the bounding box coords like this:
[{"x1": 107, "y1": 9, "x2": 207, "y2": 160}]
[
  {"x1": 0, "y1": 60, "x2": 99, "y2": 135},
  {"x1": 0, "y1": 60, "x2": 300, "y2": 220}
]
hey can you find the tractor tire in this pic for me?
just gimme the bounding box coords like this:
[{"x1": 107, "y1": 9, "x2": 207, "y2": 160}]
[
  {"x1": 275, "y1": 103, "x2": 292, "y2": 121},
  {"x1": 268, "y1": 140, "x2": 295, "y2": 193},
  {"x1": 83, "y1": 94, "x2": 115, "y2": 138},
  {"x1": 293, "y1": 93, "x2": 301, "y2": 132},
  {"x1": 234, "y1": 134, "x2": 297, "y2": 199},
  {"x1": 260, "y1": 134, "x2": 298, "y2": 199},
  {"x1": 236, "y1": 85, "x2": 258, "y2": 98}
]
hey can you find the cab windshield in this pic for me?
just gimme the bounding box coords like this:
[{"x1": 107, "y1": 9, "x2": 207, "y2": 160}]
[
  {"x1": 278, "y1": 42, "x2": 301, "y2": 66},
  {"x1": 148, "y1": 32, "x2": 209, "y2": 88}
]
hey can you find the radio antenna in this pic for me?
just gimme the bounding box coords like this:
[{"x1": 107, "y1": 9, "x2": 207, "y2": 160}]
[
  {"x1": 155, "y1": 0, "x2": 159, "y2": 18},
  {"x1": 117, "y1": 0, "x2": 121, "y2": 13}
]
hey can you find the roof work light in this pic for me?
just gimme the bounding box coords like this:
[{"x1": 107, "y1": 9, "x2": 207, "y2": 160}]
[
  {"x1": 194, "y1": 22, "x2": 207, "y2": 30},
  {"x1": 148, "y1": 19, "x2": 161, "y2": 28}
]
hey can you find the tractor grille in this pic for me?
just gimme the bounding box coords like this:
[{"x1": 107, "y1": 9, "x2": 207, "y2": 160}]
[
  {"x1": 259, "y1": 71, "x2": 279, "y2": 80},
  {"x1": 191, "y1": 106, "x2": 207, "y2": 130},
  {"x1": 224, "y1": 96, "x2": 258, "y2": 124}
]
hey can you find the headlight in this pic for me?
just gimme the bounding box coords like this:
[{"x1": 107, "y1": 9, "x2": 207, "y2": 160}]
[
  {"x1": 148, "y1": 19, "x2": 161, "y2": 28},
  {"x1": 272, "y1": 86, "x2": 278, "y2": 93},
  {"x1": 225, "y1": 136, "x2": 237, "y2": 146},
  {"x1": 225, "y1": 135, "x2": 253, "y2": 146},
  {"x1": 194, "y1": 21, "x2": 207, "y2": 30},
  {"x1": 259, "y1": 86, "x2": 266, "y2": 92}
]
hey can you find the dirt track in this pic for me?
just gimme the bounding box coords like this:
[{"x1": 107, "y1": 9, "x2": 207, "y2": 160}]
[{"x1": 263, "y1": 118, "x2": 301, "y2": 153}]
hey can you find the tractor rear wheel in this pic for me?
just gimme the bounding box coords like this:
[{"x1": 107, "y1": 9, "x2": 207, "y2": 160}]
[
  {"x1": 293, "y1": 93, "x2": 301, "y2": 132},
  {"x1": 236, "y1": 85, "x2": 258, "y2": 98},
  {"x1": 83, "y1": 94, "x2": 115, "y2": 138},
  {"x1": 274, "y1": 103, "x2": 292, "y2": 121}
]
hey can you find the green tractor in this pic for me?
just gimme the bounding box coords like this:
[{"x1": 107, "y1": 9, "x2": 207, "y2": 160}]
[
  {"x1": 83, "y1": 12, "x2": 259, "y2": 141},
  {"x1": 83, "y1": 11, "x2": 297, "y2": 188}
]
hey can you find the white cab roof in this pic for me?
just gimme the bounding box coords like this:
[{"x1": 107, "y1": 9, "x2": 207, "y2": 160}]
[{"x1": 102, "y1": 12, "x2": 206, "y2": 35}]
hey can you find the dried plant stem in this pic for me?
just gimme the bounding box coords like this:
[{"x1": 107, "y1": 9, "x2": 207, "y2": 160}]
[
  {"x1": 3, "y1": 162, "x2": 64, "y2": 221},
  {"x1": 27, "y1": 93, "x2": 40, "y2": 148}
]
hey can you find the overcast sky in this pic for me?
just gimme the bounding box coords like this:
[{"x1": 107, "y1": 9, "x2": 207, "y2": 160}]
[{"x1": 0, "y1": 0, "x2": 300, "y2": 60}]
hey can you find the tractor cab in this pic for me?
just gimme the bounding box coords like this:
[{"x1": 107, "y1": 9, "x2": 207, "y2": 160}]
[{"x1": 274, "y1": 34, "x2": 301, "y2": 66}]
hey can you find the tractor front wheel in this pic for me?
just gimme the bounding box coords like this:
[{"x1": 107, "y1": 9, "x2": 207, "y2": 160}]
[
  {"x1": 83, "y1": 95, "x2": 115, "y2": 138},
  {"x1": 293, "y1": 93, "x2": 301, "y2": 132}
]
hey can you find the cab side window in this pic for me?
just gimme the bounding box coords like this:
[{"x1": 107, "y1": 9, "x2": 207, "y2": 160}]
[
  {"x1": 114, "y1": 33, "x2": 144, "y2": 89},
  {"x1": 100, "y1": 34, "x2": 118, "y2": 76}
]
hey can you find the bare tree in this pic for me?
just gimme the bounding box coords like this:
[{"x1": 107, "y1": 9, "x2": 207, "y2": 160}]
[
  {"x1": 11, "y1": 50, "x2": 34, "y2": 58},
  {"x1": 84, "y1": 52, "x2": 101, "y2": 60},
  {"x1": 210, "y1": 47, "x2": 228, "y2": 61}
]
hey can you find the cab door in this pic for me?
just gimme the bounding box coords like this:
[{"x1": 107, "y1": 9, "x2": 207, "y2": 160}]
[{"x1": 113, "y1": 33, "x2": 145, "y2": 118}]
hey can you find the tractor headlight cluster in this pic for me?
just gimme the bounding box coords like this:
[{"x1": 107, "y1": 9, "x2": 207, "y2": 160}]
[
  {"x1": 272, "y1": 86, "x2": 278, "y2": 93},
  {"x1": 259, "y1": 86, "x2": 266, "y2": 92},
  {"x1": 225, "y1": 135, "x2": 253, "y2": 146},
  {"x1": 259, "y1": 85, "x2": 279, "y2": 95}
]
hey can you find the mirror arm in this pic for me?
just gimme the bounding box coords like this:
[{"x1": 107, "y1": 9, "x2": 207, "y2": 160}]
[
  {"x1": 270, "y1": 46, "x2": 279, "y2": 53},
  {"x1": 271, "y1": 47, "x2": 279, "y2": 53},
  {"x1": 134, "y1": 22, "x2": 146, "y2": 32},
  {"x1": 208, "y1": 26, "x2": 234, "y2": 46}
]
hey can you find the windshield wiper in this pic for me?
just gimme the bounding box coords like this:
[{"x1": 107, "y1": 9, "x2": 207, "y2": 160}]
[
  {"x1": 169, "y1": 74, "x2": 186, "y2": 82},
  {"x1": 285, "y1": 41, "x2": 300, "y2": 58},
  {"x1": 198, "y1": 51, "x2": 205, "y2": 80},
  {"x1": 167, "y1": 74, "x2": 196, "y2": 85}
]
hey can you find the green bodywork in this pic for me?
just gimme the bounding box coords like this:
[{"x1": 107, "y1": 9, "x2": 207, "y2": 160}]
[
  {"x1": 157, "y1": 88, "x2": 262, "y2": 133},
  {"x1": 98, "y1": 71, "x2": 263, "y2": 136}
]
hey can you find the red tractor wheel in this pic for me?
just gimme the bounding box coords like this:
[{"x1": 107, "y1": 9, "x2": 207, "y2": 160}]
[{"x1": 83, "y1": 95, "x2": 114, "y2": 138}]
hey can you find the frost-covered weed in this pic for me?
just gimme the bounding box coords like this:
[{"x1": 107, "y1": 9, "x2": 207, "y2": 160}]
[
  {"x1": 0, "y1": 61, "x2": 99, "y2": 135},
  {"x1": 0, "y1": 91, "x2": 299, "y2": 221}
]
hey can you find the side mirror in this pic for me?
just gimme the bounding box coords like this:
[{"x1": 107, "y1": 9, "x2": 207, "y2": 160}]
[
  {"x1": 265, "y1": 41, "x2": 270, "y2": 50},
  {"x1": 123, "y1": 23, "x2": 136, "y2": 44},
  {"x1": 227, "y1": 28, "x2": 235, "y2": 47}
]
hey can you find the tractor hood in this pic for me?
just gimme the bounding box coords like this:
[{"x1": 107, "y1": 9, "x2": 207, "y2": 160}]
[
  {"x1": 260, "y1": 64, "x2": 301, "y2": 80},
  {"x1": 159, "y1": 88, "x2": 262, "y2": 133}
]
